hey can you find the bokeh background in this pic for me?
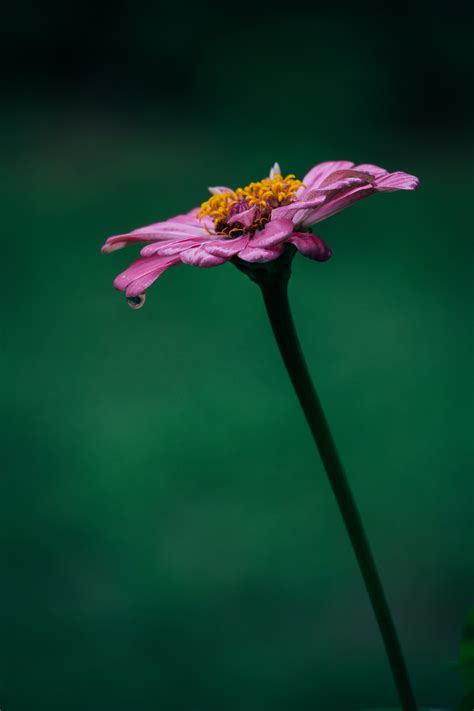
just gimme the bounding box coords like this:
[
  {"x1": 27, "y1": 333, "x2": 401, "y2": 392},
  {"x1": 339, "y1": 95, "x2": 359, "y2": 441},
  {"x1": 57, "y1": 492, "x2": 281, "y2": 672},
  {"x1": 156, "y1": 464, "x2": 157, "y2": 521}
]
[{"x1": 2, "y1": 1, "x2": 473, "y2": 709}]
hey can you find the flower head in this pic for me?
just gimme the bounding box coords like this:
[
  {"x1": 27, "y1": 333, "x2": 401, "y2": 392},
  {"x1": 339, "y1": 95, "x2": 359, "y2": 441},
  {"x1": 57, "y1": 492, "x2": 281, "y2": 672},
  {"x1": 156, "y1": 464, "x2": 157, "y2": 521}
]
[{"x1": 101, "y1": 160, "x2": 419, "y2": 308}]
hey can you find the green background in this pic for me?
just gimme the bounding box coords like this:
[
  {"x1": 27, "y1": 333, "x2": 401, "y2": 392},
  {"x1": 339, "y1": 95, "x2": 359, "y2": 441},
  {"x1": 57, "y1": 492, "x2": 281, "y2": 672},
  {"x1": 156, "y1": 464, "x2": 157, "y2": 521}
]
[{"x1": 2, "y1": 2, "x2": 473, "y2": 709}]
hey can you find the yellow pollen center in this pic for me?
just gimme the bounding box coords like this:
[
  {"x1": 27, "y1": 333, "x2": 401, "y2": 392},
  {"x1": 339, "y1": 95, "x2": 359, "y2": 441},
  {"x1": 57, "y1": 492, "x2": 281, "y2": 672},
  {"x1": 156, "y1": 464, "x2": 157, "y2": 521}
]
[{"x1": 197, "y1": 173, "x2": 303, "y2": 235}]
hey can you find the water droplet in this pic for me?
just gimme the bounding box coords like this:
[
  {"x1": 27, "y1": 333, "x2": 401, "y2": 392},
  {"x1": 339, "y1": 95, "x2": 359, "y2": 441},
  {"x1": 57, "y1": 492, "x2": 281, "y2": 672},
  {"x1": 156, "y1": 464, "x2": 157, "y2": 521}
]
[{"x1": 126, "y1": 293, "x2": 146, "y2": 309}]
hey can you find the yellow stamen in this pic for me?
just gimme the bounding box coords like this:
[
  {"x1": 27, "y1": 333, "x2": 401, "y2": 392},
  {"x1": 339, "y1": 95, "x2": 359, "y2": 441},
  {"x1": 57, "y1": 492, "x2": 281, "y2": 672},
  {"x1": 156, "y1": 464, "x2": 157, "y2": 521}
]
[{"x1": 197, "y1": 173, "x2": 303, "y2": 233}]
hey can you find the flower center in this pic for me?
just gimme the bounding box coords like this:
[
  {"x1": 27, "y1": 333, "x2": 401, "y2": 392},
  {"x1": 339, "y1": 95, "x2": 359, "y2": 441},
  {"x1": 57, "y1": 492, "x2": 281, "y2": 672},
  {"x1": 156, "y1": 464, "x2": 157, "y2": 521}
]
[{"x1": 197, "y1": 173, "x2": 303, "y2": 238}]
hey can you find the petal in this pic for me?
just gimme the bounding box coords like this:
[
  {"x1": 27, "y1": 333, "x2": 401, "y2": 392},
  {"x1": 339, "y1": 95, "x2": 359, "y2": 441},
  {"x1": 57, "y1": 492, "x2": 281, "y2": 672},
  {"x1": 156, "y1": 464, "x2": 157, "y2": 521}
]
[
  {"x1": 374, "y1": 171, "x2": 420, "y2": 191},
  {"x1": 299, "y1": 168, "x2": 419, "y2": 227},
  {"x1": 301, "y1": 161, "x2": 355, "y2": 190},
  {"x1": 101, "y1": 208, "x2": 211, "y2": 252},
  {"x1": 130, "y1": 220, "x2": 211, "y2": 239},
  {"x1": 125, "y1": 263, "x2": 178, "y2": 297},
  {"x1": 288, "y1": 232, "x2": 332, "y2": 262},
  {"x1": 251, "y1": 218, "x2": 294, "y2": 247},
  {"x1": 203, "y1": 235, "x2": 249, "y2": 258},
  {"x1": 270, "y1": 197, "x2": 328, "y2": 228},
  {"x1": 179, "y1": 245, "x2": 228, "y2": 267},
  {"x1": 208, "y1": 186, "x2": 233, "y2": 195},
  {"x1": 318, "y1": 169, "x2": 374, "y2": 189},
  {"x1": 237, "y1": 243, "x2": 284, "y2": 263},
  {"x1": 113, "y1": 255, "x2": 180, "y2": 296},
  {"x1": 269, "y1": 162, "x2": 281, "y2": 178},
  {"x1": 353, "y1": 163, "x2": 388, "y2": 177},
  {"x1": 227, "y1": 205, "x2": 258, "y2": 227},
  {"x1": 298, "y1": 185, "x2": 375, "y2": 227},
  {"x1": 102, "y1": 233, "x2": 156, "y2": 253},
  {"x1": 140, "y1": 237, "x2": 205, "y2": 257}
]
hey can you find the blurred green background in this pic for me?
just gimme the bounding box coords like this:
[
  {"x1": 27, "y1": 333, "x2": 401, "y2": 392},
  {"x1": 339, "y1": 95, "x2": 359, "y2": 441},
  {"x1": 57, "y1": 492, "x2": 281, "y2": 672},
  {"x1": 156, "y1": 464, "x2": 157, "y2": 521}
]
[{"x1": 2, "y1": 1, "x2": 473, "y2": 709}]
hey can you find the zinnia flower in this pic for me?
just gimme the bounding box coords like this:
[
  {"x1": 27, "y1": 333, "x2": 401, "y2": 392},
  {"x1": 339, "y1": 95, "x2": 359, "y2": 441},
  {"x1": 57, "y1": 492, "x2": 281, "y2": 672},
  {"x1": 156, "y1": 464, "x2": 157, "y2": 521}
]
[{"x1": 101, "y1": 160, "x2": 419, "y2": 308}]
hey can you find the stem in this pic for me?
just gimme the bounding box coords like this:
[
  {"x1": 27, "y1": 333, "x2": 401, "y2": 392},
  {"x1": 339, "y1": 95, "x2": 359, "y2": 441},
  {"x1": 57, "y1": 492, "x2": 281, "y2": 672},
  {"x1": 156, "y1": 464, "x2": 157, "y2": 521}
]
[{"x1": 260, "y1": 278, "x2": 417, "y2": 711}]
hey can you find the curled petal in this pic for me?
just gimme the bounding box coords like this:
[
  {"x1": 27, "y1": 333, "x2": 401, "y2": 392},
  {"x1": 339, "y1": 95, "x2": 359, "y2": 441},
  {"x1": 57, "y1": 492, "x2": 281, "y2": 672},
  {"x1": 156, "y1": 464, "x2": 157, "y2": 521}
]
[
  {"x1": 102, "y1": 233, "x2": 160, "y2": 253},
  {"x1": 318, "y1": 170, "x2": 374, "y2": 189},
  {"x1": 288, "y1": 232, "x2": 332, "y2": 262},
  {"x1": 302, "y1": 161, "x2": 355, "y2": 190},
  {"x1": 101, "y1": 239, "x2": 128, "y2": 253}
]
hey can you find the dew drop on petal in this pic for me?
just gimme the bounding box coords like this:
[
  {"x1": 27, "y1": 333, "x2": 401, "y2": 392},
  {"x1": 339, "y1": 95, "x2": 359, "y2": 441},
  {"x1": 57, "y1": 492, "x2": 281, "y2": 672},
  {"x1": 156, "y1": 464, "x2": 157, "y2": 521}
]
[{"x1": 126, "y1": 293, "x2": 146, "y2": 309}]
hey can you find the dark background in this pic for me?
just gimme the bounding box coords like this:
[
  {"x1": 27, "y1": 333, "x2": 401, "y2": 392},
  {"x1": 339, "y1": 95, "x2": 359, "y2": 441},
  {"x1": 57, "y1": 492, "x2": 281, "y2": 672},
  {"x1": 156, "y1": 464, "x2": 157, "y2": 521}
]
[{"x1": 2, "y1": 1, "x2": 473, "y2": 709}]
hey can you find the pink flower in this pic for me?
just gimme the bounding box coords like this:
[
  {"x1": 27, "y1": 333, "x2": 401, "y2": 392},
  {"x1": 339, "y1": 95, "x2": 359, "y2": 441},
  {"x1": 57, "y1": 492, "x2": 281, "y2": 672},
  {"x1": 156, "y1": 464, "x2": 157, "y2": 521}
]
[{"x1": 102, "y1": 160, "x2": 419, "y2": 308}]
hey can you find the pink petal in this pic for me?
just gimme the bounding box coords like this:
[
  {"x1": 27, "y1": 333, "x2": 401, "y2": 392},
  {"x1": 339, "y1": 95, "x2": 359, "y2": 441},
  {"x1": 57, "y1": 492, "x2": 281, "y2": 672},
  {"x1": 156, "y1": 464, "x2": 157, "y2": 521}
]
[
  {"x1": 318, "y1": 169, "x2": 374, "y2": 189},
  {"x1": 353, "y1": 163, "x2": 388, "y2": 177},
  {"x1": 101, "y1": 239, "x2": 129, "y2": 253},
  {"x1": 251, "y1": 218, "x2": 294, "y2": 247},
  {"x1": 125, "y1": 264, "x2": 178, "y2": 298},
  {"x1": 113, "y1": 255, "x2": 180, "y2": 296},
  {"x1": 179, "y1": 245, "x2": 228, "y2": 267},
  {"x1": 297, "y1": 167, "x2": 419, "y2": 227},
  {"x1": 374, "y1": 171, "x2": 420, "y2": 191},
  {"x1": 203, "y1": 235, "x2": 249, "y2": 258},
  {"x1": 140, "y1": 237, "x2": 206, "y2": 257},
  {"x1": 288, "y1": 232, "x2": 332, "y2": 262},
  {"x1": 270, "y1": 195, "x2": 330, "y2": 229},
  {"x1": 301, "y1": 161, "x2": 355, "y2": 190},
  {"x1": 237, "y1": 244, "x2": 284, "y2": 263},
  {"x1": 130, "y1": 221, "x2": 210, "y2": 239},
  {"x1": 298, "y1": 185, "x2": 375, "y2": 227},
  {"x1": 102, "y1": 233, "x2": 156, "y2": 253},
  {"x1": 227, "y1": 205, "x2": 258, "y2": 227},
  {"x1": 101, "y1": 208, "x2": 211, "y2": 253},
  {"x1": 271, "y1": 194, "x2": 327, "y2": 222}
]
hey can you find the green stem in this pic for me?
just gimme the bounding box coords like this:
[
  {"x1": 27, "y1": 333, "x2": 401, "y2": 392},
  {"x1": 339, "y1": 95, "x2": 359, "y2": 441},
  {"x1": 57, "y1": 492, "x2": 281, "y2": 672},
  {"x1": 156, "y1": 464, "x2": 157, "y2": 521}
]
[{"x1": 259, "y1": 277, "x2": 418, "y2": 711}]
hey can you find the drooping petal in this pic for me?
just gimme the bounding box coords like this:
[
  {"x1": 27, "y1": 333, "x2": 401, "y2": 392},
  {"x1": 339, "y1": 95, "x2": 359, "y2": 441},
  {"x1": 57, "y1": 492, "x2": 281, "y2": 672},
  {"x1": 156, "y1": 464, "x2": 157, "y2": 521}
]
[
  {"x1": 251, "y1": 218, "x2": 294, "y2": 248},
  {"x1": 288, "y1": 232, "x2": 332, "y2": 261},
  {"x1": 179, "y1": 245, "x2": 228, "y2": 267},
  {"x1": 237, "y1": 243, "x2": 285, "y2": 263},
  {"x1": 203, "y1": 235, "x2": 249, "y2": 258},
  {"x1": 125, "y1": 263, "x2": 179, "y2": 297},
  {"x1": 113, "y1": 255, "x2": 180, "y2": 296}
]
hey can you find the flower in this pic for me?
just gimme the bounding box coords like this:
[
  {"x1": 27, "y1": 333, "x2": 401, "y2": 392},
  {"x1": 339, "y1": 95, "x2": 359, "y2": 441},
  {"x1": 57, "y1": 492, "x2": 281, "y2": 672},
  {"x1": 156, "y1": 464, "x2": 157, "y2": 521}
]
[{"x1": 102, "y1": 160, "x2": 419, "y2": 308}]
